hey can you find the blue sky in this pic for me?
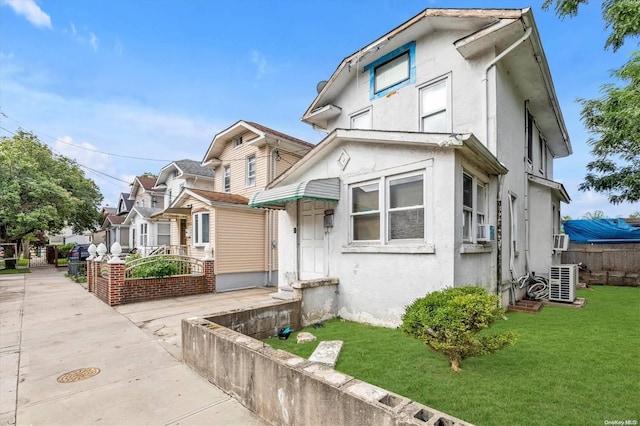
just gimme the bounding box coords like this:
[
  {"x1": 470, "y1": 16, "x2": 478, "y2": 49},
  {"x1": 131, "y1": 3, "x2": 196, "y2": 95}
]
[{"x1": 1, "y1": 0, "x2": 638, "y2": 218}]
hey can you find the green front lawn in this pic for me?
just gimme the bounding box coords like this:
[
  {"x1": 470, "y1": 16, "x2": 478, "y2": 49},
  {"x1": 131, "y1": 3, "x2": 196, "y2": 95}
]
[{"x1": 266, "y1": 286, "x2": 639, "y2": 426}]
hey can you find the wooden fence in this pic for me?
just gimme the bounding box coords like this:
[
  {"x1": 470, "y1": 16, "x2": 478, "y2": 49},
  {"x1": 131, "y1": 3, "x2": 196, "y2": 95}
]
[{"x1": 561, "y1": 242, "x2": 639, "y2": 286}]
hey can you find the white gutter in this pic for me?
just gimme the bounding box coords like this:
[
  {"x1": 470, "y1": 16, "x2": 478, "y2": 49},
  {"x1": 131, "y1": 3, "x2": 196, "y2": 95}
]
[{"x1": 482, "y1": 24, "x2": 532, "y2": 294}]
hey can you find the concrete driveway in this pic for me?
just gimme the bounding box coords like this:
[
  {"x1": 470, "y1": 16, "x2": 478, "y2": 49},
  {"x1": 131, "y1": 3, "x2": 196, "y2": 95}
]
[
  {"x1": 114, "y1": 287, "x2": 278, "y2": 361},
  {"x1": 0, "y1": 266, "x2": 272, "y2": 426}
]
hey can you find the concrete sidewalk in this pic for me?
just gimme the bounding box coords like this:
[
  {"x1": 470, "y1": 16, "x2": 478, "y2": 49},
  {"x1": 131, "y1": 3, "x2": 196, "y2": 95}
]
[{"x1": 0, "y1": 266, "x2": 269, "y2": 426}]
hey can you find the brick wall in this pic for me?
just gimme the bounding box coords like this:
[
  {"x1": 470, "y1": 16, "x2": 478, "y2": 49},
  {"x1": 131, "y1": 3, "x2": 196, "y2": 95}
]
[{"x1": 88, "y1": 258, "x2": 216, "y2": 306}]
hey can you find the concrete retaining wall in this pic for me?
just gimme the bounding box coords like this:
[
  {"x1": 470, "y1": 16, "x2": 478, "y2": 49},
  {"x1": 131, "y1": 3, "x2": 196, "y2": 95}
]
[
  {"x1": 182, "y1": 316, "x2": 472, "y2": 426},
  {"x1": 205, "y1": 300, "x2": 301, "y2": 340}
]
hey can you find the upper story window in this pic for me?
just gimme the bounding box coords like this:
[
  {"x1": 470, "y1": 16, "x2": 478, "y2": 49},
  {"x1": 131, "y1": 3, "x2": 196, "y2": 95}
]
[
  {"x1": 223, "y1": 165, "x2": 231, "y2": 192},
  {"x1": 232, "y1": 136, "x2": 243, "y2": 148},
  {"x1": 350, "y1": 171, "x2": 425, "y2": 243},
  {"x1": 462, "y1": 172, "x2": 487, "y2": 243},
  {"x1": 246, "y1": 155, "x2": 256, "y2": 187},
  {"x1": 193, "y1": 212, "x2": 210, "y2": 246},
  {"x1": 539, "y1": 136, "x2": 547, "y2": 175},
  {"x1": 364, "y1": 41, "x2": 416, "y2": 100},
  {"x1": 350, "y1": 108, "x2": 372, "y2": 130},
  {"x1": 526, "y1": 110, "x2": 534, "y2": 166},
  {"x1": 420, "y1": 76, "x2": 450, "y2": 133}
]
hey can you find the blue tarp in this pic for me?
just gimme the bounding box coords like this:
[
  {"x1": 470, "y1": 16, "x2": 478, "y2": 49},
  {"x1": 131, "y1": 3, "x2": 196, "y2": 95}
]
[{"x1": 563, "y1": 219, "x2": 640, "y2": 243}]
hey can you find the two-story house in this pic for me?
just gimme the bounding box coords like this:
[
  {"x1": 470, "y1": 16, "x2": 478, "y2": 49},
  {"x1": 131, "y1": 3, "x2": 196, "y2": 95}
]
[
  {"x1": 148, "y1": 159, "x2": 216, "y2": 254},
  {"x1": 165, "y1": 120, "x2": 314, "y2": 291},
  {"x1": 122, "y1": 175, "x2": 167, "y2": 255},
  {"x1": 249, "y1": 7, "x2": 572, "y2": 326},
  {"x1": 101, "y1": 193, "x2": 133, "y2": 250}
]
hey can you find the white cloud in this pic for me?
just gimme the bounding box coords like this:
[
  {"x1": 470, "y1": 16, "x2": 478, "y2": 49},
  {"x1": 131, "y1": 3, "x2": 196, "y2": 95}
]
[
  {"x1": 250, "y1": 50, "x2": 274, "y2": 79},
  {"x1": 53, "y1": 136, "x2": 111, "y2": 171},
  {"x1": 89, "y1": 32, "x2": 98, "y2": 52},
  {"x1": 2, "y1": 0, "x2": 51, "y2": 28}
]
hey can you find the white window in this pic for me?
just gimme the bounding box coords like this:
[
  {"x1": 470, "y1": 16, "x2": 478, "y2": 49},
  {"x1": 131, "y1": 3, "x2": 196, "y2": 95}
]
[
  {"x1": 246, "y1": 155, "x2": 256, "y2": 186},
  {"x1": 350, "y1": 171, "x2": 425, "y2": 243},
  {"x1": 350, "y1": 109, "x2": 372, "y2": 130},
  {"x1": 223, "y1": 165, "x2": 231, "y2": 192},
  {"x1": 233, "y1": 136, "x2": 242, "y2": 148},
  {"x1": 539, "y1": 137, "x2": 547, "y2": 174},
  {"x1": 139, "y1": 223, "x2": 148, "y2": 246},
  {"x1": 193, "y1": 212, "x2": 210, "y2": 246},
  {"x1": 420, "y1": 77, "x2": 449, "y2": 132},
  {"x1": 375, "y1": 53, "x2": 410, "y2": 94},
  {"x1": 462, "y1": 172, "x2": 487, "y2": 243},
  {"x1": 157, "y1": 222, "x2": 170, "y2": 246},
  {"x1": 364, "y1": 41, "x2": 415, "y2": 99}
]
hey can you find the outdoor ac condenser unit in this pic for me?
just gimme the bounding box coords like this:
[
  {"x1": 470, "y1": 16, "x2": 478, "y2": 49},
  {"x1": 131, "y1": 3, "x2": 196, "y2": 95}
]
[{"x1": 549, "y1": 264, "x2": 577, "y2": 302}]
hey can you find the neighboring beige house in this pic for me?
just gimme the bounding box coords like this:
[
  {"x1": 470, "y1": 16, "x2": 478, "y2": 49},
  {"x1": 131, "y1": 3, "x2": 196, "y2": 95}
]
[
  {"x1": 162, "y1": 120, "x2": 314, "y2": 291},
  {"x1": 250, "y1": 7, "x2": 573, "y2": 326},
  {"x1": 102, "y1": 193, "x2": 133, "y2": 251}
]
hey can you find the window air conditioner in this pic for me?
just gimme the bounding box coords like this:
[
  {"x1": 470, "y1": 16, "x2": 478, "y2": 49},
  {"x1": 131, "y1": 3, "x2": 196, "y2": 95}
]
[
  {"x1": 549, "y1": 264, "x2": 577, "y2": 302},
  {"x1": 477, "y1": 224, "x2": 495, "y2": 243},
  {"x1": 552, "y1": 234, "x2": 569, "y2": 251}
]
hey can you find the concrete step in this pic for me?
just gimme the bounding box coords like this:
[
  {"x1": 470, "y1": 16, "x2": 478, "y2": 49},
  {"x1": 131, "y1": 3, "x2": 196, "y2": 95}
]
[{"x1": 508, "y1": 299, "x2": 543, "y2": 313}]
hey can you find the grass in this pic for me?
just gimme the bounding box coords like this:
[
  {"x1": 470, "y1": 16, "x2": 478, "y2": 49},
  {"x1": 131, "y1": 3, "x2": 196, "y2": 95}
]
[
  {"x1": 266, "y1": 286, "x2": 639, "y2": 426},
  {"x1": 0, "y1": 267, "x2": 30, "y2": 274}
]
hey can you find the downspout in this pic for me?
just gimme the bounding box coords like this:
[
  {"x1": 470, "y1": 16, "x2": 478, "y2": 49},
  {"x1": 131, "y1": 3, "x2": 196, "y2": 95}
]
[{"x1": 483, "y1": 25, "x2": 532, "y2": 296}]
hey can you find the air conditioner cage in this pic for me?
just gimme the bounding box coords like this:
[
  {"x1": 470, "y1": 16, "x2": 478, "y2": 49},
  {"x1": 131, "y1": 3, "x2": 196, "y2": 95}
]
[
  {"x1": 477, "y1": 224, "x2": 495, "y2": 242},
  {"x1": 552, "y1": 234, "x2": 569, "y2": 251},
  {"x1": 549, "y1": 264, "x2": 577, "y2": 302}
]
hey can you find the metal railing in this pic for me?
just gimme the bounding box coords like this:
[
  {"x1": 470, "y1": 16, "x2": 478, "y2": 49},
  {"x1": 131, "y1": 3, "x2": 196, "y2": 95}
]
[{"x1": 124, "y1": 254, "x2": 204, "y2": 279}]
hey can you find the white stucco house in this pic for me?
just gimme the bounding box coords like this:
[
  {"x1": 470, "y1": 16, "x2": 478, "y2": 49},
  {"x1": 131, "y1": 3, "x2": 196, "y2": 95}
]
[
  {"x1": 123, "y1": 175, "x2": 166, "y2": 255},
  {"x1": 249, "y1": 7, "x2": 572, "y2": 326}
]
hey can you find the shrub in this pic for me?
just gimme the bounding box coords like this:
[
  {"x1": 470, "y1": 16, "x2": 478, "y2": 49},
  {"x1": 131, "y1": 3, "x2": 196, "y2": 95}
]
[
  {"x1": 127, "y1": 256, "x2": 180, "y2": 278},
  {"x1": 400, "y1": 286, "x2": 516, "y2": 372},
  {"x1": 57, "y1": 243, "x2": 75, "y2": 259}
]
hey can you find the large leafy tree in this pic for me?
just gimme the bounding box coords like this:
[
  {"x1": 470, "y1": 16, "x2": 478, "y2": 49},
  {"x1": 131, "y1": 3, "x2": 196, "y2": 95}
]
[
  {"x1": 0, "y1": 130, "x2": 103, "y2": 265},
  {"x1": 543, "y1": 0, "x2": 640, "y2": 204}
]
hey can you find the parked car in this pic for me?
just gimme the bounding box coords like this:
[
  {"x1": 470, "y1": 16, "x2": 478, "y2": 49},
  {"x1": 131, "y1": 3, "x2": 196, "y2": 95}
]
[
  {"x1": 0, "y1": 247, "x2": 4, "y2": 258},
  {"x1": 67, "y1": 244, "x2": 90, "y2": 262}
]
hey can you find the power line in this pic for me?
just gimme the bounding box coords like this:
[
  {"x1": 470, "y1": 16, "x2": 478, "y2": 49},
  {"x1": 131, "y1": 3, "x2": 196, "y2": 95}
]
[{"x1": 1, "y1": 111, "x2": 171, "y2": 162}]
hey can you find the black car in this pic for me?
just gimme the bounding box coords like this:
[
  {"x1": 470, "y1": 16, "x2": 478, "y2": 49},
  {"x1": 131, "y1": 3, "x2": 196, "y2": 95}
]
[{"x1": 67, "y1": 244, "x2": 90, "y2": 261}]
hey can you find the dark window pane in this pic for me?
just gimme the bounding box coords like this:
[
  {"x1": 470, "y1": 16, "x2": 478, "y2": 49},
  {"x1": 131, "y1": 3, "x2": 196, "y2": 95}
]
[{"x1": 389, "y1": 208, "x2": 424, "y2": 239}]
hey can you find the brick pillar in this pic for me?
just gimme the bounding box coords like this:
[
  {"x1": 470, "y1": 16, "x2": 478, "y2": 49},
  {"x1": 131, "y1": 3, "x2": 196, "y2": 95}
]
[
  {"x1": 204, "y1": 259, "x2": 215, "y2": 293},
  {"x1": 107, "y1": 261, "x2": 125, "y2": 306},
  {"x1": 86, "y1": 259, "x2": 94, "y2": 292}
]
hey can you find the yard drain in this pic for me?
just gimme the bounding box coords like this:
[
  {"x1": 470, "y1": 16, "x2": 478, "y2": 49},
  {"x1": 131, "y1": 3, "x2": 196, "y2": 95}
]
[{"x1": 57, "y1": 368, "x2": 101, "y2": 383}]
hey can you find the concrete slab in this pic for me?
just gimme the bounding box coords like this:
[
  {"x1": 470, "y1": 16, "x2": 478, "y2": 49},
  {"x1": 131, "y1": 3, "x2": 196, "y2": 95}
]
[
  {"x1": 309, "y1": 340, "x2": 343, "y2": 367},
  {"x1": 0, "y1": 266, "x2": 267, "y2": 426}
]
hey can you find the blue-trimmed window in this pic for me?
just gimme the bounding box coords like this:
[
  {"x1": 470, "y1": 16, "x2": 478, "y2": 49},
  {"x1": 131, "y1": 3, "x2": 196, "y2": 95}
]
[{"x1": 364, "y1": 41, "x2": 416, "y2": 99}]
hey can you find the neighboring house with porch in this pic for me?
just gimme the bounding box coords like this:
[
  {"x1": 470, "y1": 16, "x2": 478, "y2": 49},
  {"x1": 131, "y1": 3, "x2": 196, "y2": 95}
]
[
  {"x1": 159, "y1": 120, "x2": 314, "y2": 291},
  {"x1": 249, "y1": 7, "x2": 572, "y2": 326},
  {"x1": 122, "y1": 175, "x2": 166, "y2": 256}
]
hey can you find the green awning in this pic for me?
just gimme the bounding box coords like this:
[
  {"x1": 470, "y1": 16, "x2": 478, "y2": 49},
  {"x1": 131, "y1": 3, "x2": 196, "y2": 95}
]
[{"x1": 249, "y1": 178, "x2": 340, "y2": 209}]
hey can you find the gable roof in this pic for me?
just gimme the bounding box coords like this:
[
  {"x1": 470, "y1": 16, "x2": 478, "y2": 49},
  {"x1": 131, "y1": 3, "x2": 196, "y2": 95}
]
[
  {"x1": 155, "y1": 159, "x2": 215, "y2": 186},
  {"x1": 301, "y1": 7, "x2": 571, "y2": 158},
  {"x1": 202, "y1": 120, "x2": 314, "y2": 167},
  {"x1": 116, "y1": 193, "x2": 134, "y2": 215},
  {"x1": 122, "y1": 206, "x2": 164, "y2": 225}
]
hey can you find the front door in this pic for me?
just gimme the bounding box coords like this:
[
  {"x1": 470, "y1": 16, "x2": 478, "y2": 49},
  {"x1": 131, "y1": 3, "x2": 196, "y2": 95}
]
[{"x1": 299, "y1": 200, "x2": 326, "y2": 280}]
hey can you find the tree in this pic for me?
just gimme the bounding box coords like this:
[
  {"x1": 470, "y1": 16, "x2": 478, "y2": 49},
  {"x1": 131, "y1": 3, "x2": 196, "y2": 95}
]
[
  {"x1": 400, "y1": 286, "x2": 517, "y2": 372},
  {"x1": 0, "y1": 130, "x2": 103, "y2": 267},
  {"x1": 543, "y1": 0, "x2": 640, "y2": 204},
  {"x1": 582, "y1": 210, "x2": 607, "y2": 219}
]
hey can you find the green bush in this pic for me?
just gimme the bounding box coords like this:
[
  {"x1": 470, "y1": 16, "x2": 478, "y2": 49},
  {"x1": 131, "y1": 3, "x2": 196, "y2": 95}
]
[
  {"x1": 57, "y1": 243, "x2": 75, "y2": 259},
  {"x1": 127, "y1": 256, "x2": 180, "y2": 278},
  {"x1": 400, "y1": 286, "x2": 516, "y2": 372}
]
